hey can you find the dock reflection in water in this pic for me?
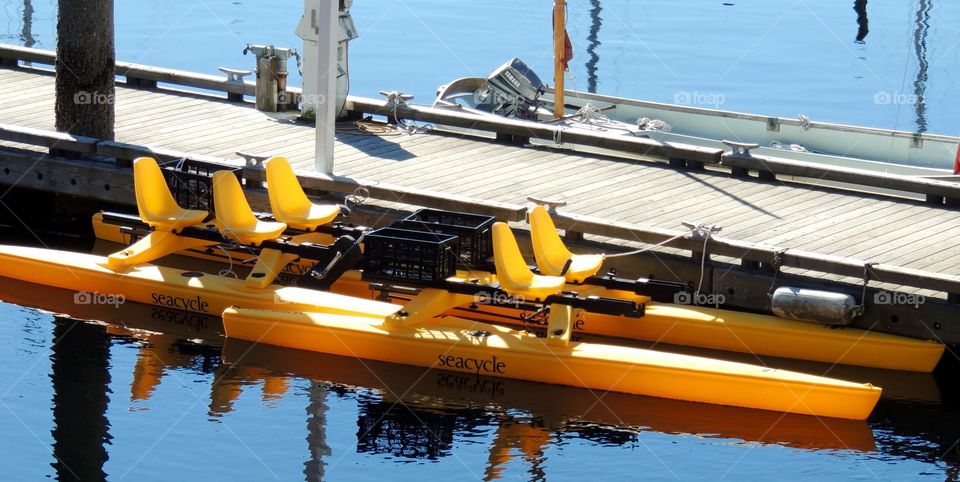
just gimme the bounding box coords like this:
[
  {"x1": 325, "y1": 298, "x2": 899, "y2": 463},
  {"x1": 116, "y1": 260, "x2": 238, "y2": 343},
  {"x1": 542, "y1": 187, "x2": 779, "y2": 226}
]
[
  {"x1": 0, "y1": 276, "x2": 958, "y2": 480},
  {"x1": 50, "y1": 318, "x2": 112, "y2": 481}
]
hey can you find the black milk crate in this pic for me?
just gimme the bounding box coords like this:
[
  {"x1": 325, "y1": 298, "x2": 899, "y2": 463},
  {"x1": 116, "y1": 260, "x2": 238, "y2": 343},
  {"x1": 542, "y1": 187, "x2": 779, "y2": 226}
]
[
  {"x1": 362, "y1": 228, "x2": 459, "y2": 284},
  {"x1": 159, "y1": 158, "x2": 242, "y2": 213},
  {"x1": 396, "y1": 208, "x2": 494, "y2": 266}
]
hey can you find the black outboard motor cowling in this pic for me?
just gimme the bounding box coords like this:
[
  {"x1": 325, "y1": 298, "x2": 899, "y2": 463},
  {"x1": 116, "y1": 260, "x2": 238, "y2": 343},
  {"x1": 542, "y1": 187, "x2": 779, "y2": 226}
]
[{"x1": 485, "y1": 58, "x2": 545, "y2": 119}]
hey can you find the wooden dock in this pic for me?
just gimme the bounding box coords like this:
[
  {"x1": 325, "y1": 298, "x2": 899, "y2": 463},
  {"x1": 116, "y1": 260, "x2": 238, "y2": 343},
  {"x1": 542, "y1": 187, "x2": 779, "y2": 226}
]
[{"x1": 1, "y1": 45, "x2": 958, "y2": 344}]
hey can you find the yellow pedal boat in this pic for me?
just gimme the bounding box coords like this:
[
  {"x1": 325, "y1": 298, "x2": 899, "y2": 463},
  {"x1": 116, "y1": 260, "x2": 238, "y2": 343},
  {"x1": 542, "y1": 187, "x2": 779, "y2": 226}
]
[
  {"x1": 221, "y1": 306, "x2": 881, "y2": 420},
  {"x1": 92, "y1": 211, "x2": 945, "y2": 372},
  {"x1": 0, "y1": 156, "x2": 891, "y2": 419},
  {"x1": 0, "y1": 243, "x2": 880, "y2": 419}
]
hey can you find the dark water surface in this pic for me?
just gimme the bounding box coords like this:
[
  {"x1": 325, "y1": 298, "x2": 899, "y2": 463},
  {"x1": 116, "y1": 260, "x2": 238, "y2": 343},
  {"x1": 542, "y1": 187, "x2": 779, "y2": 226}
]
[{"x1": 0, "y1": 244, "x2": 957, "y2": 481}]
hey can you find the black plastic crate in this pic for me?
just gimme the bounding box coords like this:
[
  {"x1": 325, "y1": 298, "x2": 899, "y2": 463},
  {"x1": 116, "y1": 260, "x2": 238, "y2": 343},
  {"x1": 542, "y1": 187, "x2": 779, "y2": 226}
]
[
  {"x1": 396, "y1": 208, "x2": 494, "y2": 266},
  {"x1": 362, "y1": 228, "x2": 459, "y2": 284},
  {"x1": 159, "y1": 158, "x2": 242, "y2": 213}
]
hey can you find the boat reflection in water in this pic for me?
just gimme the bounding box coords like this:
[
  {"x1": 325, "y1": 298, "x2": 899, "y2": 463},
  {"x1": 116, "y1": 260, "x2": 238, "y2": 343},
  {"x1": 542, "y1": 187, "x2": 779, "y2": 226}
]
[
  {"x1": 219, "y1": 340, "x2": 880, "y2": 455},
  {"x1": 3, "y1": 276, "x2": 959, "y2": 480}
]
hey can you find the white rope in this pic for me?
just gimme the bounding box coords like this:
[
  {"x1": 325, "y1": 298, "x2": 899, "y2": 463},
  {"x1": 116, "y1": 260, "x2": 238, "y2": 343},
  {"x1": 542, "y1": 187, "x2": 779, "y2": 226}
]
[
  {"x1": 573, "y1": 103, "x2": 613, "y2": 124},
  {"x1": 216, "y1": 245, "x2": 238, "y2": 278},
  {"x1": 553, "y1": 125, "x2": 564, "y2": 145},
  {"x1": 695, "y1": 232, "x2": 711, "y2": 296},
  {"x1": 636, "y1": 117, "x2": 671, "y2": 132},
  {"x1": 344, "y1": 185, "x2": 370, "y2": 213},
  {"x1": 604, "y1": 232, "x2": 688, "y2": 258},
  {"x1": 770, "y1": 140, "x2": 809, "y2": 152}
]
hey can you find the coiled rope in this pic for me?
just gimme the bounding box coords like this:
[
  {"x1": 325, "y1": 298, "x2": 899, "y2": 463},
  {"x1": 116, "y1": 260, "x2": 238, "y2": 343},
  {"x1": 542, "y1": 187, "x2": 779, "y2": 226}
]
[
  {"x1": 770, "y1": 140, "x2": 809, "y2": 152},
  {"x1": 636, "y1": 117, "x2": 671, "y2": 132}
]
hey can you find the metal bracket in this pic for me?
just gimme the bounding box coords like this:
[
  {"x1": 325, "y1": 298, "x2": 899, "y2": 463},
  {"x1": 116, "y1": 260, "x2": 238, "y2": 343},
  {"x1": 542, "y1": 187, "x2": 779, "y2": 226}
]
[
  {"x1": 911, "y1": 133, "x2": 923, "y2": 148},
  {"x1": 527, "y1": 196, "x2": 567, "y2": 214},
  {"x1": 722, "y1": 140, "x2": 759, "y2": 159},
  {"x1": 219, "y1": 67, "x2": 253, "y2": 84},
  {"x1": 765, "y1": 117, "x2": 780, "y2": 132},
  {"x1": 243, "y1": 44, "x2": 300, "y2": 62},
  {"x1": 236, "y1": 151, "x2": 271, "y2": 168}
]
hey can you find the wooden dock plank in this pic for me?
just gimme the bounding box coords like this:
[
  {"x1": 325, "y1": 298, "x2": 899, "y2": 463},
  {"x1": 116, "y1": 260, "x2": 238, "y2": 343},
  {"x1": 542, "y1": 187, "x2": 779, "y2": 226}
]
[
  {"x1": 615, "y1": 174, "x2": 781, "y2": 227},
  {"x1": 363, "y1": 142, "x2": 523, "y2": 186},
  {"x1": 3, "y1": 65, "x2": 959, "y2": 287}
]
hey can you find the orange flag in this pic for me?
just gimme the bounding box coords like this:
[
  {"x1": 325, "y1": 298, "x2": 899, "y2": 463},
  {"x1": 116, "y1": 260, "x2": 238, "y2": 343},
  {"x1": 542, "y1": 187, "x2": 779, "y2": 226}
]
[{"x1": 553, "y1": 10, "x2": 573, "y2": 71}]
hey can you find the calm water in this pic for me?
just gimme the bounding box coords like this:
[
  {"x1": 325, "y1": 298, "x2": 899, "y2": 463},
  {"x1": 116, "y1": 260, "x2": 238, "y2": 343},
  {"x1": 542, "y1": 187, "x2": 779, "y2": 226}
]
[
  {"x1": 1, "y1": 1, "x2": 960, "y2": 480},
  {"x1": 2, "y1": 0, "x2": 959, "y2": 136},
  {"x1": 0, "y1": 271, "x2": 957, "y2": 481}
]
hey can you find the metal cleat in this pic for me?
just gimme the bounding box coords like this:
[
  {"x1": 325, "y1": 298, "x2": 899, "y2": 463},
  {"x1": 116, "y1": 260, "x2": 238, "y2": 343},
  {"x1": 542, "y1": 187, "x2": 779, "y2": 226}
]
[
  {"x1": 682, "y1": 221, "x2": 722, "y2": 239},
  {"x1": 379, "y1": 91, "x2": 414, "y2": 105},
  {"x1": 236, "y1": 151, "x2": 271, "y2": 168},
  {"x1": 722, "y1": 140, "x2": 760, "y2": 158},
  {"x1": 219, "y1": 67, "x2": 253, "y2": 84}
]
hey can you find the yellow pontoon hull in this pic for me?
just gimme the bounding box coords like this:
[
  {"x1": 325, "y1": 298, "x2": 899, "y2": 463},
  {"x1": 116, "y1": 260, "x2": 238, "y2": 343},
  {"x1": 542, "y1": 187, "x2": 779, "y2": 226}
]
[
  {"x1": 0, "y1": 245, "x2": 397, "y2": 318},
  {"x1": 334, "y1": 274, "x2": 944, "y2": 373},
  {"x1": 222, "y1": 307, "x2": 881, "y2": 420},
  {"x1": 91, "y1": 214, "x2": 945, "y2": 372},
  {"x1": 0, "y1": 243, "x2": 881, "y2": 419}
]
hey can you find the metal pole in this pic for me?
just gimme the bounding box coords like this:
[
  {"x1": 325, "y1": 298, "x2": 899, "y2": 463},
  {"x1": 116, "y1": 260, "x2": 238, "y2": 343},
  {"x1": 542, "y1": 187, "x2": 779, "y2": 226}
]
[
  {"x1": 314, "y1": 0, "x2": 338, "y2": 174},
  {"x1": 553, "y1": 0, "x2": 566, "y2": 119}
]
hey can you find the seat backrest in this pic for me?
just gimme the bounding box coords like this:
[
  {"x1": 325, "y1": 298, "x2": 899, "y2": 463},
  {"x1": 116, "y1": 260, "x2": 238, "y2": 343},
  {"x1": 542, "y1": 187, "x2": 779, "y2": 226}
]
[
  {"x1": 265, "y1": 156, "x2": 311, "y2": 218},
  {"x1": 212, "y1": 171, "x2": 258, "y2": 231},
  {"x1": 529, "y1": 205, "x2": 573, "y2": 276},
  {"x1": 492, "y1": 222, "x2": 534, "y2": 287},
  {"x1": 134, "y1": 157, "x2": 181, "y2": 225}
]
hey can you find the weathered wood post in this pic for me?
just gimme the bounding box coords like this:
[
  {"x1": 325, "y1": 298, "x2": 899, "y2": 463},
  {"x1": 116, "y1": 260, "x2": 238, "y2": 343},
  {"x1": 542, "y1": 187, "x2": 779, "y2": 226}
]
[{"x1": 54, "y1": 0, "x2": 115, "y2": 141}]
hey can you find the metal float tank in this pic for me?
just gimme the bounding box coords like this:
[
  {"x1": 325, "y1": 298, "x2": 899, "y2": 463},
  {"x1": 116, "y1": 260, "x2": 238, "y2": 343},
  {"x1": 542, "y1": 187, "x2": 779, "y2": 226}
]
[{"x1": 771, "y1": 286, "x2": 862, "y2": 326}]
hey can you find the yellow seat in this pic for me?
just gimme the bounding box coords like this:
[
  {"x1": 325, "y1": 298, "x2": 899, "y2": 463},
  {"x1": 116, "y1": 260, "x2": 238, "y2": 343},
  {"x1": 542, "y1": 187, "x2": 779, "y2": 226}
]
[
  {"x1": 529, "y1": 205, "x2": 604, "y2": 283},
  {"x1": 491, "y1": 222, "x2": 564, "y2": 301},
  {"x1": 212, "y1": 171, "x2": 287, "y2": 246},
  {"x1": 265, "y1": 156, "x2": 340, "y2": 230},
  {"x1": 133, "y1": 157, "x2": 207, "y2": 232}
]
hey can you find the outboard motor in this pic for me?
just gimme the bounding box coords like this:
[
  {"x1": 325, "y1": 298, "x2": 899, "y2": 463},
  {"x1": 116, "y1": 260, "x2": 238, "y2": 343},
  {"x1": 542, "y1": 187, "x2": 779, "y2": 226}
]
[{"x1": 485, "y1": 58, "x2": 545, "y2": 119}]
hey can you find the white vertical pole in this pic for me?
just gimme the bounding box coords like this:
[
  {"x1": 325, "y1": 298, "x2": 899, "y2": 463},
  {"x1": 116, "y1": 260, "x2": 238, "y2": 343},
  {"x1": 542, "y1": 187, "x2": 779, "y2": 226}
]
[{"x1": 314, "y1": 0, "x2": 338, "y2": 174}]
